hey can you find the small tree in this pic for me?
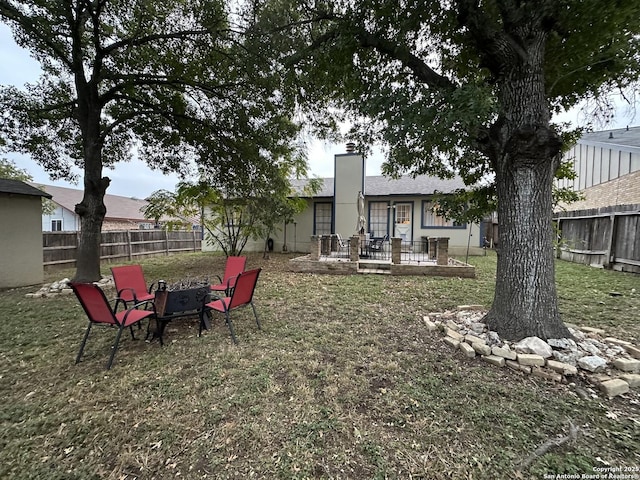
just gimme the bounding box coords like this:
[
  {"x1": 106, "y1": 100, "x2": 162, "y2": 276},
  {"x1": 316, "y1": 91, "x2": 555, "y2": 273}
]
[{"x1": 144, "y1": 156, "x2": 320, "y2": 257}]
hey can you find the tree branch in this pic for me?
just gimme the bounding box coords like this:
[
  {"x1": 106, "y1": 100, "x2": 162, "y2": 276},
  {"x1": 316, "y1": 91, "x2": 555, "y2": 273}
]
[
  {"x1": 0, "y1": 0, "x2": 73, "y2": 69},
  {"x1": 352, "y1": 28, "x2": 457, "y2": 91},
  {"x1": 101, "y1": 29, "x2": 211, "y2": 56},
  {"x1": 100, "y1": 74, "x2": 247, "y2": 104},
  {"x1": 517, "y1": 419, "x2": 579, "y2": 471}
]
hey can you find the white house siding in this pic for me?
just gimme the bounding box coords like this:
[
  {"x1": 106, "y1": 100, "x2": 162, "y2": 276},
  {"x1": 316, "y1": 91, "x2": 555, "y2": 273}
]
[
  {"x1": 557, "y1": 127, "x2": 640, "y2": 211},
  {"x1": 559, "y1": 142, "x2": 640, "y2": 193},
  {"x1": 42, "y1": 205, "x2": 78, "y2": 232},
  {"x1": 0, "y1": 195, "x2": 45, "y2": 288}
]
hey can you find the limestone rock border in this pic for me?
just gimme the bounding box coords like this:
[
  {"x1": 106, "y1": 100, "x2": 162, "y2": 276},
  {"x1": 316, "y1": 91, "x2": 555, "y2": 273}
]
[
  {"x1": 424, "y1": 307, "x2": 640, "y2": 400},
  {"x1": 25, "y1": 276, "x2": 114, "y2": 298}
]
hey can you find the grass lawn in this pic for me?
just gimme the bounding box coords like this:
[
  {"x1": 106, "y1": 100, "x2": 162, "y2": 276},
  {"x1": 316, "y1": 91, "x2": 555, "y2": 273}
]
[{"x1": 0, "y1": 251, "x2": 638, "y2": 479}]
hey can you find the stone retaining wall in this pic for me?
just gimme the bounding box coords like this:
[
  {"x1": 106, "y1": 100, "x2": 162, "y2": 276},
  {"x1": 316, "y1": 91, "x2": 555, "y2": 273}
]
[
  {"x1": 390, "y1": 263, "x2": 475, "y2": 278},
  {"x1": 288, "y1": 256, "x2": 358, "y2": 275}
]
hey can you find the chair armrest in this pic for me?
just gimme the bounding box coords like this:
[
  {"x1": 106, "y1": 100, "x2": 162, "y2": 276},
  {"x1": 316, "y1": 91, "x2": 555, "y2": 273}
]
[
  {"x1": 226, "y1": 275, "x2": 239, "y2": 288},
  {"x1": 202, "y1": 292, "x2": 222, "y2": 308},
  {"x1": 130, "y1": 299, "x2": 155, "y2": 311}
]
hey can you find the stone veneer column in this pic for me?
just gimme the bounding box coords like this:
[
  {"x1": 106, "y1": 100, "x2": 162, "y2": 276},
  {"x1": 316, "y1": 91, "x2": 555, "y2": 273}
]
[
  {"x1": 436, "y1": 237, "x2": 449, "y2": 265},
  {"x1": 350, "y1": 235, "x2": 360, "y2": 262},
  {"x1": 310, "y1": 235, "x2": 321, "y2": 261},
  {"x1": 391, "y1": 237, "x2": 402, "y2": 264},
  {"x1": 428, "y1": 238, "x2": 438, "y2": 260}
]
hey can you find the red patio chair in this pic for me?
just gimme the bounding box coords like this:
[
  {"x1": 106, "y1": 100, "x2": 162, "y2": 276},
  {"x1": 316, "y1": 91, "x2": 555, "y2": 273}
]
[
  {"x1": 200, "y1": 268, "x2": 261, "y2": 344},
  {"x1": 210, "y1": 256, "x2": 247, "y2": 296},
  {"x1": 111, "y1": 264, "x2": 156, "y2": 311},
  {"x1": 70, "y1": 282, "x2": 156, "y2": 370}
]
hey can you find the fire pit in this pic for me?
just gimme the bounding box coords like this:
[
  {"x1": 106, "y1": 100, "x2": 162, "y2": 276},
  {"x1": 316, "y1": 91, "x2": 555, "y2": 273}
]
[{"x1": 150, "y1": 278, "x2": 210, "y2": 343}]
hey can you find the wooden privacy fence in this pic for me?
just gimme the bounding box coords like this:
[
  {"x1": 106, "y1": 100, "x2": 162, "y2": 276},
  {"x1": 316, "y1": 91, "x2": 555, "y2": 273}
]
[
  {"x1": 43, "y1": 230, "x2": 202, "y2": 269},
  {"x1": 555, "y1": 204, "x2": 640, "y2": 273}
]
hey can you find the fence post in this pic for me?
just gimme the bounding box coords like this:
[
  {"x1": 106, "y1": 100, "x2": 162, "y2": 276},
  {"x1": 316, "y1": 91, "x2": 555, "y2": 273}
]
[
  {"x1": 604, "y1": 214, "x2": 617, "y2": 267},
  {"x1": 127, "y1": 230, "x2": 132, "y2": 261},
  {"x1": 350, "y1": 235, "x2": 360, "y2": 262},
  {"x1": 436, "y1": 237, "x2": 449, "y2": 265},
  {"x1": 193, "y1": 229, "x2": 197, "y2": 252},
  {"x1": 310, "y1": 235, "x2": 321, "y2": 261},
  {"x1": 164, "y1": 229, "x2": 169, "y2": 256},
  {"x1": 391, "y1": 237, "x2": 401, "y2": 264}
]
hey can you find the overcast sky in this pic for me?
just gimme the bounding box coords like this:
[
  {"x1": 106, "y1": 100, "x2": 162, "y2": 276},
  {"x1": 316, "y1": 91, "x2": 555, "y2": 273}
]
[{"x1": 1, "y1": 23, "x2": 636, "y2": 198}]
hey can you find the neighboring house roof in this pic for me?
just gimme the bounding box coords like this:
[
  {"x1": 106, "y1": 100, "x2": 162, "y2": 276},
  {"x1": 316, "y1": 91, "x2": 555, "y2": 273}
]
[
  {"x1": 0, "y1": 178, "x2": 52, "y2": 198},
  {"x1": 34, "y1": 183, "x2": 147, "y2": 221},
  {"x1": 578, "y1": 126, "x2": 640, "y2": 153},
  {"x1": 292, "y1": 174, "x2": 466, "y2": 198}
]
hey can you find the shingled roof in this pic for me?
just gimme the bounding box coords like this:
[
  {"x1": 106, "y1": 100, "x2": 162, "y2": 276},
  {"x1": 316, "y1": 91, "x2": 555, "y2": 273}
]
[
  {"x1": 0, "y1": 178, "x2": 52, "y2": 198},
  {"x1": 34, "y1": 184, "x2": 147, "y2": 221},
  {"x1": 292, "y1": 174, "x2": 466, "y2": 198}
]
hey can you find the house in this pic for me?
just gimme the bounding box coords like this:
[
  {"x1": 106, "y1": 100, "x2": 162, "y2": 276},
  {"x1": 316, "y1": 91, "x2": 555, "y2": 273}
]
[
  {"x1": 556, "y1": 125, "x2": 640, "y2": 210},
  {"x1": 555, "y1": 126, "x2": 640, "y2": 272},
  {"x1": 35, "y1": 184, "x2": 155, "y2": 231},
  {"x1": 204, "y1": 146, "x2": 485, "y2": 255},
  {"x1": 0, "y1": 179, "x2": 52, "y2": 288}
]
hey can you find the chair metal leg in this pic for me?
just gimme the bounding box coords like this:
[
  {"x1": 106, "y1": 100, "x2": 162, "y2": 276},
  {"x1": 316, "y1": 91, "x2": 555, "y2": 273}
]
[
  {"x1": 198, "y1": 309, "x2": 205, "y2": 336},
  {"x1": 106, "y1": 325, "x2": 126, "y2": 370},
  {"x1": 251, "y1": 302, "x2": 261, "y2": 330},
  {"x1": 76, "y1": 322, "x2": 93, "y2": 364},
  {"x1": 225, "y1": 312, "x2": 238, "y2": 344}
]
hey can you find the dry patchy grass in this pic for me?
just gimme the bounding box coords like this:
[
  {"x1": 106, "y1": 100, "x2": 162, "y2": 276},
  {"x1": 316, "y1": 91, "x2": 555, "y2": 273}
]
[{"x1": 0, "y1": 251, "x2": 638, "y2": 479}]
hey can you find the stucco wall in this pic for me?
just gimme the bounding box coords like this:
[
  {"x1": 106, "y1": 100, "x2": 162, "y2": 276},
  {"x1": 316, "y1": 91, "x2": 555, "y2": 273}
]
[
  {"x1": 0, "y1": 194, "x2": 45, "y2": 288},
  {"x1": 334, "y1": 153, "x2": 365, "y2": 238}
]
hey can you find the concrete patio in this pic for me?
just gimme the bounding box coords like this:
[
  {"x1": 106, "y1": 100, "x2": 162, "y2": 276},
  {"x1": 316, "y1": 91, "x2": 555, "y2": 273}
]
[{"x1": 289, "y1": 235, "x2": 476, "y2": 278}]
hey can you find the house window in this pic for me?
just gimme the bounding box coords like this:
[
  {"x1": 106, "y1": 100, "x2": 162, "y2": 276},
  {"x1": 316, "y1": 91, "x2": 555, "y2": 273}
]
[
  {"x1": 396, "y1": 204, "x2": 411, "y2": 224},
  {"x1": 51, "y1": 219, "x2": 63, "y2": 231},
  {"x1": 422, "y1": 201, "x2": 465, "y2": 228},
  {"x1": 314, "y1": 202, "x2": 332, "y2": 235},
  {"x1": 368, "y1": 202, "x2": 389, "y2": 238}
]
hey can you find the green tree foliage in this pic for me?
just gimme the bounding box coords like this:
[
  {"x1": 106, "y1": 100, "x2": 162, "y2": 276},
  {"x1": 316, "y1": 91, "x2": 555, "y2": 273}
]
[
  {"x1": 0, "y1": 158, "x2": 56, "y2": 213},
  {"x1": 0, "y1": 0, "x2": 301, "y2": 281},
  {"x1": 0, "y1": 158, "x2": 31, "y2": 181},
  {"x1": 256, "y1": 0, "x2": 640, "y2": 340},
  {"x1": 144, "y1": 153, "x2": 321, "y2": 257}
]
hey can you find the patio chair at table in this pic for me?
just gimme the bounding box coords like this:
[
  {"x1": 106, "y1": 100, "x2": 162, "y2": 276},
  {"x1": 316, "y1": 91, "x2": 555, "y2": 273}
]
[
  {"x1": 110, "y1": 264, "x2": 156, "y2": 312},
  {"x1": 199, "y1": 268, "x2": 261, "y2": 344},
  {"x1": 369, "y1": 234, "x2": 388, "y2": 258},
  {"x1": 70, "y1": 282, "x2": 157, "y2": 370},
  {"x1": 210, "y1": 255, "x2": 247, "y2": 296},
  {"x1": 335, "y1": 233, "x2": 350, "y2": 258}
]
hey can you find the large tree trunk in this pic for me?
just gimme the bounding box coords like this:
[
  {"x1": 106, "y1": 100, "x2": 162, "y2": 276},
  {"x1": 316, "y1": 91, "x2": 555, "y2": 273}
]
[
  {"x1": 72, "y1": 98, "x2": 109, "y2": 283},
  {"x1": 484, "y1": 144, "x2": 570, "y2": 340},
  {"x1": 482, "y1": 32, "x2": 570, "y2": 341},
  {"x1": 73, "y1": 171, "x2": 109, "y2": 283}
]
